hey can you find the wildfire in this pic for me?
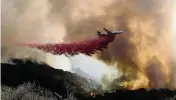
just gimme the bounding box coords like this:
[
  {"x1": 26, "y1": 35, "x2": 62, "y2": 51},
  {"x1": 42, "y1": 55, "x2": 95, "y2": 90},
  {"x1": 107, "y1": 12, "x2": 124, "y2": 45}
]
[
  {"x1": 119, "y1": 72, "x2": 149, "y2": 90},
  {"x1": 118, "y1": 1, "x2": 174, "y2": 89}
]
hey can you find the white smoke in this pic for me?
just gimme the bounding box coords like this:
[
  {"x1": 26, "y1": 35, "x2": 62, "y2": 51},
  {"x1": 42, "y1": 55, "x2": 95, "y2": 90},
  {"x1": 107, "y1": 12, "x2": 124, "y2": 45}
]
[
  {"x1": 46, "y1": 54, "x2": 72, "y2": 72},
  {"x1": 70, "y1": 54, "x2": 122, "y2": 90}
]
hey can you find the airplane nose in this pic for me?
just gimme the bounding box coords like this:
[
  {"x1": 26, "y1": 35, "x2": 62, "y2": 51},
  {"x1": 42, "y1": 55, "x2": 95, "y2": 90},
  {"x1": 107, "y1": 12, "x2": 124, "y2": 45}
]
[{"x1": 113, "y1": 31, "x2": 124, "y2": 34}]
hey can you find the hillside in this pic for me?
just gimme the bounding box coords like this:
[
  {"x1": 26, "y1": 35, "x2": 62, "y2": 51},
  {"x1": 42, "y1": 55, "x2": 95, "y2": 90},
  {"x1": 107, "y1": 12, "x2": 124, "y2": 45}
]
[{"x1": 1, "y1": 59, "x2": 176, "y2": 100}]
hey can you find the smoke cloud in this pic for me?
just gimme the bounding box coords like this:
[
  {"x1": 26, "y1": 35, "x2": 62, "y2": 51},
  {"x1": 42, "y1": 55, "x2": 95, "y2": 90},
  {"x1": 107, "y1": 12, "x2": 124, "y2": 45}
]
[{"x1": 2, "y1": 0, "x2": 175, "y2": 90}]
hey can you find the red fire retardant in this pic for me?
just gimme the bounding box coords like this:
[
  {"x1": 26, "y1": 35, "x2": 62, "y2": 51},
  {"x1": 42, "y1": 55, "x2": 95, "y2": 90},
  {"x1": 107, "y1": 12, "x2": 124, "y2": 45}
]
[{"x1": 21, "y1": 34, "x2": 117, "y2": 56}]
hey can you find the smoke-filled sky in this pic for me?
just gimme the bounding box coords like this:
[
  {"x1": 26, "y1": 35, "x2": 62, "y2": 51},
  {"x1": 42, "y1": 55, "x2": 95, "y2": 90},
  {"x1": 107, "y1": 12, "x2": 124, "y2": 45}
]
[{"x1": 1, "y1": 0, "x2": 175, "y2": 89}]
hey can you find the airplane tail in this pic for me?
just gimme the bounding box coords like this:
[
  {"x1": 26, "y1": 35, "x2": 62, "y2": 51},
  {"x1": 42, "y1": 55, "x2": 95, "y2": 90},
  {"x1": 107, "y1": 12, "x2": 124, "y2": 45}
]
[{"x1": 103, "y1": 28, "x2": 112, "y2": 34}]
